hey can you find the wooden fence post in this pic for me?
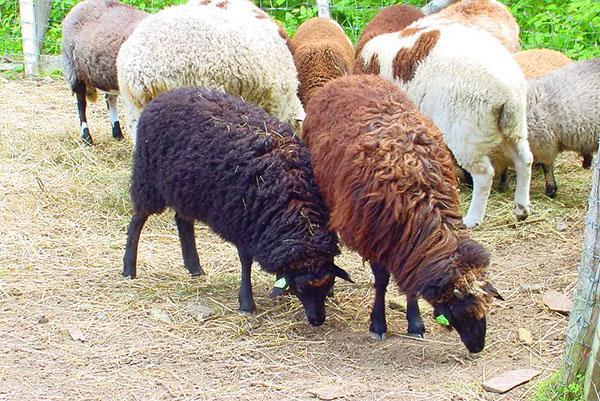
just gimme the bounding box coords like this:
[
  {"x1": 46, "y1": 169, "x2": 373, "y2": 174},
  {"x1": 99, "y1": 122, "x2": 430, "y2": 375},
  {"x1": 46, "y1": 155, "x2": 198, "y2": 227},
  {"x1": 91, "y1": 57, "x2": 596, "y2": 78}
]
[
  {"x1": 562, "y1": 142, "x2": 600, "y2": 399},
  {"x1": 421, "y1": 0, "x2": 454, "y2": 15},
  {"x1": 19, "y1": 0, "x2": 52, "y2": 76},
  {"x1": 316, "y1": 0, "x2": 330, "y2": 18}
]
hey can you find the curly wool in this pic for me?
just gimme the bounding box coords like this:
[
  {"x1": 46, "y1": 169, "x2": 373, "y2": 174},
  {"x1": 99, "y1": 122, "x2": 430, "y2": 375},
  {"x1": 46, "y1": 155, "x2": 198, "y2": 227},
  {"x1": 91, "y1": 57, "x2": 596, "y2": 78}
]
[
  {"x1": 513, "y1": 48, "x2": 572, "y2": 79},
  {"x1": 302, "y1": 75, "x2": 491, "y2": 302},
  {"x1": 132, "y1": 87, "x2": 339, "y2": 274},
  {"x1": 117, "y1": 0, "x2": 303, "y2": 142},
  {"x1": 290, "y1": 17, "x2": 354, "y2": 107},
  {"x1": 62, "y1": 0, "x2": 147, "y2": 99}
]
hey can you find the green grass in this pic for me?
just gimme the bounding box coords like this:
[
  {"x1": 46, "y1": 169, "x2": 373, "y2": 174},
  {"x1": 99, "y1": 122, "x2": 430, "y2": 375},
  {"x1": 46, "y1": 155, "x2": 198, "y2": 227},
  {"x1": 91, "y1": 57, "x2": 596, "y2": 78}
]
[{"x1": 532, "y1": 372, "x2": 585, "y2": 401}]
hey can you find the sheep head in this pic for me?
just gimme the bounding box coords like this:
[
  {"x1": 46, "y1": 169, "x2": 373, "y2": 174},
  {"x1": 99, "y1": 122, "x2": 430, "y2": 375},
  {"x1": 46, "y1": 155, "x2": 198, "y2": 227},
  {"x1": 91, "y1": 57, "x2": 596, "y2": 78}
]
[{"x1": 421, "y1": 238, "x2": 502, "y2": 353}]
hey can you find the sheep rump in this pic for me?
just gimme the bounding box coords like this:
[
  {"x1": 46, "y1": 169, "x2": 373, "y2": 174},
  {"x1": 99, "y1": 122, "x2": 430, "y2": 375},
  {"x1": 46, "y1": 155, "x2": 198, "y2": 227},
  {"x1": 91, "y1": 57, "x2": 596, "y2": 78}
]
[{"x1": 513, "y1": 48, "x2": 573, "y2": 79}]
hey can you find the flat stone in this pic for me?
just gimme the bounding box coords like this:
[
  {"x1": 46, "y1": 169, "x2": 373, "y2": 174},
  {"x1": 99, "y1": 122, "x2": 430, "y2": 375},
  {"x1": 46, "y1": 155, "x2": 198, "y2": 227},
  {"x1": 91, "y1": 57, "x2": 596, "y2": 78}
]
[
  {"x1": 149, "y1": 307, "x2": 172, "y2": 323},
  {"x1": 68, "y1": 326, "x2": 86, "y2": 342},
  {"x1": 482, "y1": 369, "x2": 541, "y2": 394},
  {"x1": 518, "y1": 328, "x2": 533, "y2": 345},
  {"x1": 555, "y1": 218, "x2": 568, "y2": 232},
  {"x1": 186, "y1": 302, "x2": 214, "y2": 321},
  {"x1": 542, "y1": 290, "x2": 574, "y2": 314}
]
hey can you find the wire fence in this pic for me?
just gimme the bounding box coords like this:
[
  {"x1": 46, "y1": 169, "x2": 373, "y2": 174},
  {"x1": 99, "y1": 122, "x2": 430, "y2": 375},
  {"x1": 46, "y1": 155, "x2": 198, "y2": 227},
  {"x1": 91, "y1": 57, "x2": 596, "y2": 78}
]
[{"x1": 1, "y1": 0, "x2": 599, "y2": 71}]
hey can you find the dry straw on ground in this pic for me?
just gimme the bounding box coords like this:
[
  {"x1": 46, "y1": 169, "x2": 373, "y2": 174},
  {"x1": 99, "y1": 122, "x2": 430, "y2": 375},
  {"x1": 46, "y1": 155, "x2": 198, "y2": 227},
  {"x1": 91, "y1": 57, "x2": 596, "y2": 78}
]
[{"x1": 0, "y1": 77, "x2": 590, "y2": 400}]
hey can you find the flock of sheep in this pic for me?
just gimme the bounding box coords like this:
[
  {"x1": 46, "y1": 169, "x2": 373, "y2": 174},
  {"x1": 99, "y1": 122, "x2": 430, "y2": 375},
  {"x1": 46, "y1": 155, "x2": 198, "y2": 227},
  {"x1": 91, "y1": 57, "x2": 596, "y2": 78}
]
[{"x1": 60, "y1": 0, "x2": 599, "y2": 354}]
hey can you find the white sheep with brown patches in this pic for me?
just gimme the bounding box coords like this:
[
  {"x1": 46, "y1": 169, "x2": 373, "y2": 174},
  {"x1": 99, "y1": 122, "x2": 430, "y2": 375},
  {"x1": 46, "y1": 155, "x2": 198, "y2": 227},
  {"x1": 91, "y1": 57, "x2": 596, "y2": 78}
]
[
  {"x1": 357, "y1": 22, "x2": 532, "y2": 228},
  {"x1": 117, "y1": 0, "x2": 303, "y2": 143}
]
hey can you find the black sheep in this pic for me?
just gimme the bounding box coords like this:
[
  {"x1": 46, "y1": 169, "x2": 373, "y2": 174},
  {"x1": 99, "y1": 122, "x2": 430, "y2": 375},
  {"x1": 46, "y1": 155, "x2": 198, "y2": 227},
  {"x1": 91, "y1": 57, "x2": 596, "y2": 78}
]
[{"x1": 123, "y1": 87, "x2": 352, "y2": 326}]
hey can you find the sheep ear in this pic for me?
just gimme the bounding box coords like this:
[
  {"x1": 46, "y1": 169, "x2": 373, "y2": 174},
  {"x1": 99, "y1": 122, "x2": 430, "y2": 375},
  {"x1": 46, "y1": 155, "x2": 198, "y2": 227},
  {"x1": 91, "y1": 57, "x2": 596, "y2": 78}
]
[
  {"x1": 483, "y1": 282, "x2": 504, "y2": 301},
  {"x1": 332, "y1": 264, "x2": 353, "y2": 283}
]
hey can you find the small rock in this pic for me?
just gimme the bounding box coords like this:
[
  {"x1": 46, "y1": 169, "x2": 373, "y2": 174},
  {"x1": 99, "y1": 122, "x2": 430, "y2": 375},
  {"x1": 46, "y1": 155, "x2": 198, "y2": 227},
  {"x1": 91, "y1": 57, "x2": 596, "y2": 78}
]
[
  {"x1": 42, "y1": 76, "x2": 53, "y2": 84},
  {"x1": 518, "y1": 328, "x2": 533, "y2": 345},
  {"x1": 542, "y1": 290, "x2": 574, "y2": 314},
  {"x1": 308, "y1": 384, "x2": 354, "y2": 400},
  {"x1": 149, "y1": 307, "x2": 172, "y2": 323},
  {"x1": 186, "y1": 302, "x2": 214, "y2": 321},
  {"x1": 555, "y1": 218, "x2": 568, "y2": 232},
  {"x1": 389, "y1": 301, "x2": 406, "y2": 312},
  {"x1": 68, "y1": 326, "x2": 86, "y2": 342},
  {"x1": 482, "y1": 369, "x2": 541, "y2": 394},
  {"x1": 38, "y1": 315, "x2": 49, "y2": 324},
  {"x1": 95, "y1": 311, "x2": 106, "y2": 321},
  {"x1": 519, "y1": 284, "x2": 544, "y2": 293}
]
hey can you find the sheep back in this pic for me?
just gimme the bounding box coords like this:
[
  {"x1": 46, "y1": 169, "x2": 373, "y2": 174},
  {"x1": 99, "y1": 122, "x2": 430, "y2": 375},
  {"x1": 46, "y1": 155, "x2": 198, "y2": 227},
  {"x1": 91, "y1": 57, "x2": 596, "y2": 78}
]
[
  {"x1": 62, "y1": 0, "x2": 147, "y2": 94},
  {"x1": 514, "y1": 49, "x2": 573, "y2": 79},
  {"x1": 132, "y1": 87, "x2": 338, "y2": 273},
  {"x1": 303, "y1": 74, "x2": 464, "y2": 294},
  {"x1": 291, "y1": 17, "x2": 354, "y2": 106},
  {"x1": 117, "y1": 1, "x2": 303, "y2": 126}
]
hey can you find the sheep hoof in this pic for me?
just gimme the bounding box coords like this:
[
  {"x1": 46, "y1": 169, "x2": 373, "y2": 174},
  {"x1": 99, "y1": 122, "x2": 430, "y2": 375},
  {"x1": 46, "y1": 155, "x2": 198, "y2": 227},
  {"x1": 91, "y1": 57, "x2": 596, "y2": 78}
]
[
  {"x1": 190, "y1": 271, "x2": 204, "y2": 278},
  {"x1": 81, "y1": 127, "x2": 93, "y2": 146},
  {"x1": 407, "y1": 332, "x2": 424, "y2": 339},
  {"x1": 112, "y1": 122, "x2": 124, "y2": 141},
  {"x1": 122, "y1": 272, "x2": 136, "y2": 279},
  {"x1": 370, "y1": 331, "x2": 386, "y2": 341},
  {"x1": 545, "y1": 185, "x2": 557, "y2": 198},
  {"x1": 514, "y1": 204, "x2": 530, "y2": 221},
  {"x1": 462, "y1": 216, "x2": 480, "y2": 228}
]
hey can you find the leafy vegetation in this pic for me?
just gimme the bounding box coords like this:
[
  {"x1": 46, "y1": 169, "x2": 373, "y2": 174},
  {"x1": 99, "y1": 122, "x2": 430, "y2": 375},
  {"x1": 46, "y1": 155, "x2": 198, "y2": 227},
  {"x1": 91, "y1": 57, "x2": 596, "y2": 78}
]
[
  {"x1": 532, "y1": 372, "x2": 585, "y2": 401},
  {"x1": 1, "y1": 0, "x2": 598, "y2": 59}
]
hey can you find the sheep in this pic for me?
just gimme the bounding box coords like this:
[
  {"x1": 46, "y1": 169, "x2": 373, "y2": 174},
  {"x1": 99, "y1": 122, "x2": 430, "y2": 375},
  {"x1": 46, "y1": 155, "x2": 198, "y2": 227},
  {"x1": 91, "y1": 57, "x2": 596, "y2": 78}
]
[
  {"x1": 61, "y1": 0, "x2": 147, "y2": 145},
  {"x1": 302, "y1": 75, "x2": 502, "y2": 353},
  {"x1": 415, "y1": 0, "x2": 520, "y2": 53},
  {"x1": 290, "y1": 17, "x2": 354, "y2": 107},
  {"x1": 123, "y1": 87, "x2": 352, "y2": 326},
  {"x1": 356, "y1": 22, "x2": 532, "y2": 228},
  {"x1": 514, "y1": 48, "x2": 573, "y2": 79},
  {"x1": 117, "y1": 0, "x2": 304, "y2": 144},
  {"x1": 354, "y1": 4, "x2": 424, "y2": 61},
  {"x1": 490, "y1": 59, "x2": 600, "y2": 197}
]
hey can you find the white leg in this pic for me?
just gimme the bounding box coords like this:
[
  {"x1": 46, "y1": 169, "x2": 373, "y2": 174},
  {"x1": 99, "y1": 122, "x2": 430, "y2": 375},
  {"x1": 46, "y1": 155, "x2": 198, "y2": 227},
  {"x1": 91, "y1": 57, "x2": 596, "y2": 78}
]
[
  {"x1": 463, "y1": 157, "x2": 494, "y2": 228},
  {"x1": 502, "y1": 139, "x2": 533, "y2": 220},
  {"x1": 106, "y1": 94, "x2": 124, "y2": 140},
  {"x1": 124, "y1": 101, "x2": 141, "y2": 145}
]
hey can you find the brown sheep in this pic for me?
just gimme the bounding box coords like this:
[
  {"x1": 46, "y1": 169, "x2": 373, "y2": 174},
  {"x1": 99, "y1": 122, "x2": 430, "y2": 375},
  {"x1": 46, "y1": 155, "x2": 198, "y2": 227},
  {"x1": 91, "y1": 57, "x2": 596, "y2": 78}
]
[
  {"x1": 290, "y1": 17, "x2": 354, "y2": 107},
  {"x1": 354, "y1": 5, "x2": 424, "y2": 59},
  {"x1": 302, "y1": 74, "x2": 502, "y2": 353},
  {"x1": 514, "y1": 48, "x2": 573, "y2": 79}
]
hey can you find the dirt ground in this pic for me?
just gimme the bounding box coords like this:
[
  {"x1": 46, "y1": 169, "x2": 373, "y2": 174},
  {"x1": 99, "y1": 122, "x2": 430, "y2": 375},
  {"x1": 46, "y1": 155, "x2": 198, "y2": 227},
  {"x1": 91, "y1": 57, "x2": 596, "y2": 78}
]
[{"x1": 0, "y1": 77, "x2": 590, "y2": 400}]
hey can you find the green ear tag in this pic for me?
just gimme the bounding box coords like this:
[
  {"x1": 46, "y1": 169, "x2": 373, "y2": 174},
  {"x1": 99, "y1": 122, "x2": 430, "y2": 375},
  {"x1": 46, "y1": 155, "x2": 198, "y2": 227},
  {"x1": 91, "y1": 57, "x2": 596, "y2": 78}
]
[
  {"x1": 273, "y1": 277, "x2": 289, "y2": 290},
  {"x1": 435, "y1": 314, "x2": 450, "y2": 326}
]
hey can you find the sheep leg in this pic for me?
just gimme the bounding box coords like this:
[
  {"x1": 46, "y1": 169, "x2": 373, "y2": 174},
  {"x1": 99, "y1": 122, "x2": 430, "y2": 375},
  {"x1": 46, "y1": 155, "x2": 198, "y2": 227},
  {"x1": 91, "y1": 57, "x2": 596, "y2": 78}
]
[
  {"x1": 406, "y1": 294, "x2": 425, "y2": 338},
  {"x1": 237, "y1": 247, "x2": 256, "y2": 314},
  {"x1": 106, "y1": 94, "x2": 124, "y2": 141},
  {"x1": 369, "y1": 262, "x2": 390, "y2": 341},
  {"x1": 122, "y1": 214, "x2": 148, "y2": 279},
  {"x1": 583, "y1": 154, "x2": 593, "y2": 169},
  {"x1": 124, "y1": 101, "x2": 141, "y2": 145},
  {"x1": 540, "y1": 163, "x2": 557, "y2": 198},
  {"x1": 75, "y1": 85, "x2": 93, "y2": 145},
  {"x1": 503, "y1": 139, "x2": 533, "y2": 217},
  {"x1": 175, "y1": 214, "x2": 204, "y2": 276},
  {"x1": 462, "y1": 157, "x2": 494, "y2": 228}
]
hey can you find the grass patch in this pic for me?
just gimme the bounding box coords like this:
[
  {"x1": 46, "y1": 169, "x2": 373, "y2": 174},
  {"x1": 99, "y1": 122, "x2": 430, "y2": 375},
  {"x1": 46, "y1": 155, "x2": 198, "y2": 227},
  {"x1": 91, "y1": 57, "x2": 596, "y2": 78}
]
[{"x1": 532, "y1": 372, "x2": 585, "y2": 401}]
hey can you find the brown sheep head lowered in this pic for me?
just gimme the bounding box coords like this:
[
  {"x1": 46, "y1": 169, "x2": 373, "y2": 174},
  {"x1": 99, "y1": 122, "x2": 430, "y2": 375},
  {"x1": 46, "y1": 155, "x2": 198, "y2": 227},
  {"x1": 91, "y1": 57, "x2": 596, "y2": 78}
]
[{"x1": 420, "y1": 238, "x2": 503, "y2": 353}]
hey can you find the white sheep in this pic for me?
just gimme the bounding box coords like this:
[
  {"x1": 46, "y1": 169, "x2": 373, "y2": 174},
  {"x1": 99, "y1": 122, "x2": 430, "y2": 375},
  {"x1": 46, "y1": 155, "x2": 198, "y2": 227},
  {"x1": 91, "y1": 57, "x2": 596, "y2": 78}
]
[
  {"x1": 62, "y1": 0, "x2": 147, "y2": 145},
  {"x1": 357, "y1": 23, "x2": 532, "y2": 227},
  {"x1": 117, "y1": 0, "x2": 303, "y2": 143}
]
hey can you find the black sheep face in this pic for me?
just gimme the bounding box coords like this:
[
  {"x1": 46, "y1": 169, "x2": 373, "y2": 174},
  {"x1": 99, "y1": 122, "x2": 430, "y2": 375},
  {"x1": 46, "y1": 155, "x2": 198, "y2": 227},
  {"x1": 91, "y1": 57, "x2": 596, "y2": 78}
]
[
  {"x1": 285, "y1": 263, "x2": 352, "y2": 326},
  {"x1": 433, "y1": 299, "x2": 487, "y2": 353}
]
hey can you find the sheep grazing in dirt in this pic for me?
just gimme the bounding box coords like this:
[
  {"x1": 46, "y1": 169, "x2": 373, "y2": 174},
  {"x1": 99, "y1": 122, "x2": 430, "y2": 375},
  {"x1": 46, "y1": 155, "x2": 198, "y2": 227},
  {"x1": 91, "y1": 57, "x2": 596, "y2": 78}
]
[
  {"x1": 123, "y1": 87, "x2": 352, "y2": 325},
  {"x1": 62, "y1": 0, "x2": 147, "y2": 145},
  {"x1": 303, "y1": 75, "x2": 502, "y2": 353},
  {"x1": 416, "y1": 0, "x2": 520, "y2": 53},
  {"x1": 117, "y1": 0, "x2": 303, "y2": 143},
  {"x1": 353, "y1": 4, "x2": 424, "y2": 62},
  {"x1": 514, "y1": 48, "x2": 573, "y2": 79},
  {"x1": 356, "y1": 22, "x2": 532, "y2": 227},
  {"x1": 290, "y1": 17, "x2": 354, "y2": 107},
  {"x1": 491, "y1": 58, "x2": 600, "y2": 197}
]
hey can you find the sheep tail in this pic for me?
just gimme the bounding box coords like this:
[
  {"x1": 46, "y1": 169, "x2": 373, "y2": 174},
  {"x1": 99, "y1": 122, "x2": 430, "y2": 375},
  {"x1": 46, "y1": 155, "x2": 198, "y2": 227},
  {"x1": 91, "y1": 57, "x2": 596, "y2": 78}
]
[{"x1": 61, "y1": 50, "x2": 98, "y2": 102}]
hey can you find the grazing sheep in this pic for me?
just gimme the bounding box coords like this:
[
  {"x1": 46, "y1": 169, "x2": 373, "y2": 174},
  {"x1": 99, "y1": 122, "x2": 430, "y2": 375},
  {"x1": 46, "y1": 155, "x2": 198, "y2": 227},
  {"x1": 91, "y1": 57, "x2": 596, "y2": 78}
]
[
  {"x1": 416, "y1": 0, "x2": 520, "y2": 53},
  {"x1": 491, "y1": 59, "x2": 600, "y2": 197},
  {"x1": 303, "y1": 75, "x2": 502, "y2": 353},
  {"x1": 117, "y1": 0, "x2": 303, "y2": 143},
  {"x1": 290, "y1": 17, "x2": 354, "y2": 107},
  {"x1": 357, "y1": 23, "x2": 532, "y2": 227},
  {"x1": 354, "y1": 4, "x2": 424, "y2": 60},
  {"x1": 62, "y1": 0, "x2": 147, "y2": 145},
  {"x1": 514, "y1": 48, "x2": 573, "y2": 79},
  {"x1": 123, "y1": 87, "x2": 352, "y2": 325}
]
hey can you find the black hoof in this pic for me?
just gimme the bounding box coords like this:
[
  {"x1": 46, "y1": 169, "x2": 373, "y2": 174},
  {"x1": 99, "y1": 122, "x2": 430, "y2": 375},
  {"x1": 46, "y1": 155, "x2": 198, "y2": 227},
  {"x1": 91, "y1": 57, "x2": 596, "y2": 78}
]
[
  {"x1": 370, "y1": 331, "x2": 386, "y2": 341},
  {"x1": 189, "y1": 266, "x2": 205, "y2": 277},
  {"x1": 112, "y1": 122, "x2": 124, "y2": 141},
  {"x1": 81, "y1": 128, "x2": 93, "y2": 146},
  {"x1": 545, "y1": 185, "x2": 557, "y2": 198},
  {"x1": 407, "y1": 332, "x2": 424, "y2": 339},
  {"x1": 239, "y1": 303, "x2": 256, "y2": 315},
  {"x1": 369, "y1": 319, "x2": 387, "y2": 340},
  {"x1": 408, "y1": 322, "x2": 425, "y2": 337},
  {"x1": 122, "y1": 271, "x2": 136, "y2": 279}
]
